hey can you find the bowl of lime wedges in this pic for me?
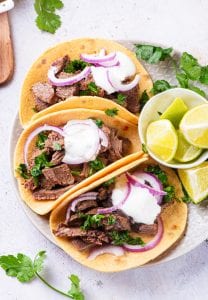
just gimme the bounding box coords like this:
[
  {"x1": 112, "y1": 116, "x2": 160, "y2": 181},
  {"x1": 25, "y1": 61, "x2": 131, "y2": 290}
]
[{"x1": 138, "y1": 88, "x2": 208, "y2": 169}]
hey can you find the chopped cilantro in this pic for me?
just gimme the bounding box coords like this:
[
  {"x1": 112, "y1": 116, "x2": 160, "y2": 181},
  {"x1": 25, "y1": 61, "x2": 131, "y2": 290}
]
[
  {"x1": 87, "y1": 82, "x2": 99, "y2": 94},
  {"x1": 81, "y1": 214, "x2": 105, "y2": 230},
  {"x1": 163, "y1": 186, "x2": 176, "y2": 203},
  {"x1": 103, "y1": 177, "x2": 115, "y2": 187},
  {"x1": 30, "y1": 152, "x2": 53, "y2": 180},
  {"x1": 105, "y1": 108, "x2": 118, "y2": 117},
  {"x1": 151, "y1": 80, "x2": 174, "y2": 95},
  {"x1": 36, "y1": 132, "x2": 48, "y2": 150},
  {"x1": 139, "y1": 90, "x2": 149, "y2": 111},
  {"x1": 53, "y1": 142, "x2": 62, "y2": 151},
  {"x1": 110, "y1": 231, "x2": 145, "y2": 246},
  {"x1": 180, "y1": 52, "x2": 201, "y2": 81},
  {"x1": 142, "y1": 143, "x2": 148, "y2": 154},
  {"x1": 79, "y1": 90, "x2": 89, "y2": 96},
  {"x1": 107, "y1": 215, "x2": 116, "y2": 225},
  {"x1": 71, "y1": 170, "x2": 81, "y2": 176},
  {"x1": 89, "y1": 158, "x2": 105, "y2": 175},
  {"x1": 94, "y1": 119, "x2": 103, "y2": 128},
  {"x1": 16, "y1": 164, "x2": 30, "y2": 179},
  {"x1": 116, "y1": 93, "x2": 126, "y2": 106},
  {"x1": 64, "y1": 59, "x2": 88, "y2": 73}
]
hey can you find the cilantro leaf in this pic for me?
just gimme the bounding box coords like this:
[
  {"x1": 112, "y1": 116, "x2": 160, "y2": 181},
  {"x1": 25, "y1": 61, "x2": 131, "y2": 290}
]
[
  {"x1": 64, "y1": 60, "x2": 89, "y2": 73},
  {"x1": 87, "y1": 82, "x2": 99, "y2": 94},
  {"x1": 105, "y1": 108, "x2": 118, "y2": 117},
  {"x1": 36, "y1": 132, "x2": 48, "y2": 150},
  {"x1": 89, "y1": 158, "x2": 105, "y2": 175},
  {"x1": 163, "y1": 186, "x2": 176, "y2": 203},
  {"x1": 180, "y1": 52, "x2": 201, "y2": 80},
  {"x1": 139, "y1": 90, "x2": 149, "y2": 111},
  {"x1": 68, "y1": 274, "x2": 85, "y2": 300},
  {"x1": 16, "y1": 163, "x2": 30, "y2": 179},
  {"x1": 116, "y1": 93, "x2": 126, "y2": 105},
  {"x1": 188, "y1": 85, "x2": 206, "y2": 97},
  {"x1": 33, "y1": 251, "x2": 46, "y2": 273},
  {"x1": 0, "y1": 253, "x2": 35, "y2": 283},
  {"x1": 151, "y1": 80, "x2": 174, "y2": 95},
  {"x1": 54, "y1": 142, "x2": 62, "y2": 150},
  {"x1": 135, "y1": 44, "x2": 173, "y2": 64},
  {"x1": 30, "y1": 152, "x2": 53, "y2": 179},
  {"x1": 94, "y1": 119, "x2": 103, "y2": 128},
  {"x1": 103, "y1": 177, "x2": 115, "y2": 187},
  {"x1": 199, "y1": 66, "x2": 208, "y2": 84},
  {"x1": 107, "y1": 215, "x2": 116, "y2": 225},
  {"x1": 176, "y1": 72, "x2": 189, "y2": 88},
  {"x1": 110, "y1": 231, "x2": 144, "y2": 246},
  {"x1": 142, "y1": 143, "x2": 148, "y2": 154},
  {"x1": 34, "y1": 0, "x2": 64, "y2": 34},
  {"x1": 81, "y1": 214, "x2": 105, "y2": 230}
]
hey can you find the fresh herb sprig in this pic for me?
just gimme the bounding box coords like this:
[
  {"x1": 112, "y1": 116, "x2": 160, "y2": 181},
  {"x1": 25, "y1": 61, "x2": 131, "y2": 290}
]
[
  {"x1": 34, "y1": 0, "x2": 64, "y2": 34},
  {"x1": 135, "y1": 45, "x2": 173, "y2": 64},
  {"x1": 36, "y1": 132, "x2": 48, "y2": 150},
  {"x1": 89, "y1": 158, "x2": 105, "y2": 175},
  {"x1": 64, "y1": 60, "x2": 89, "y2": 74},
  {"x1": 0, "y1": 251, "x2": 85, "y2": 299},
  {"x1": 110, "y1": 231, "x2": 144, "y2": 246},
  {"x1": 105, "y1": 108, "x2": 119, "y2": 117},
  {"x1": 81, "y1": 214, "x2": 105, "y2": 230}
]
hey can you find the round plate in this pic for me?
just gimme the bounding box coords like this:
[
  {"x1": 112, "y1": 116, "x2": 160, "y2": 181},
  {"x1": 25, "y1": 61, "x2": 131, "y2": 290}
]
[{"x1": 10, "y1": 41, "x2": 208, "y2": 267}]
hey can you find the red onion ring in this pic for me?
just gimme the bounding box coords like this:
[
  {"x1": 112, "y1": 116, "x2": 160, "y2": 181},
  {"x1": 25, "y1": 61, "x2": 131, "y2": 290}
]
[
  {"x1": 80, "y1": 52, "x2": 116, "y2": 64},
  {"x1": 65, "y1": 205, "x2": 72, "y2": 224},
  {"x1": 71, "y1": 192, "x2": 98, "y2": 212},
  {"x1": 88, "y1": 245, "x2": 124, "y2": 260},
  {"x1": 24, "y1": 125, "x2": 64, "y2": 167},
  {"x1": 107, "y1": 70, "x2": 140, "y2": 92},
  {"x1": 48, "y1": 66, "x2": 91, "y2": 87},
  {"x1": 99, "y1": 129, "x2": 108, "y2": 148},
  {"x1": 123, "y1": 217, "x2": 164, "y2": 252},
  {"x1": 126, "y1": 173, "x2": 166, "y2": 197},
  {"x1": 97, "y1": 181, "x2": 131, "y2": 214}
]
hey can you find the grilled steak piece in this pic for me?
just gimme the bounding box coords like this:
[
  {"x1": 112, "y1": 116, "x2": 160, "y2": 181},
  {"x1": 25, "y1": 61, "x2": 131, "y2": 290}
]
[
  {"x1": 56, "y1": 72, "x2": 80, "y2": 99},
  {"x1": 52, "y1": 55, "x2": 68, "y2": 73},
  {"x1": 109, "y1": 129, "x2": 123, "y2": 161},
  {"x1": 102, "y1": 214, "x2": 131, "y2": 232},
  {"x1": 45, "y1": 132, "x2": 64, "y2": 151},
  {"x1": 67, "y1": 213, "x2": 83, "y2": 226},
  {"x1": 76, "y1": 200, "x2": 98, "y2": 211},
  {"x1": 50, "y1": 150, "x2": 65, "y2": 166},
  {"x1": 55, "y1": 225, "x2": 110, "y2": 245},
  {"x1": 33, "y1": 185, "x2": 73, "y2": 200},
  {"x1": 79, "y1": 163, "x2": 90, "y2": 178},
  {"x1": 79, "y1": 74, "x2": 105, "y2": 97},
  {"x1": 32, "y1": 83, "x2": 55, "y2": 104},
  {"x1": 42, "y1": 164, "x2": 74, "y2": 187},
  {"x1": 24, "y1": 178, "x2": 37, "y2": 191},
  {"x1": 34, "y1": 97, "x2": 50, "y2": 112},
  {"x1": 131, "y1": 223, "x2": 158, "y2": 236},
  {"x1": 122, "y1": 86, "x2": 139, "y2": 113},
  {"x1": 71, "y1": 238, "x2": 93, "y2": 251}
]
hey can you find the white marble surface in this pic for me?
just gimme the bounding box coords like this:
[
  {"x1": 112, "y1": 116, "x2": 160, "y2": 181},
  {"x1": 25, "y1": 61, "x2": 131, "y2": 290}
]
[{"x1": 1, "y1": 0, "x2": 208, "y2": 299}]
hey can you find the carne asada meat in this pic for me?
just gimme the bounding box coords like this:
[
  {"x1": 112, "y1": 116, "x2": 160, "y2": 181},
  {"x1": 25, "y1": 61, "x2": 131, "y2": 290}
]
[
  {"x1": 56, "y1": 72, "x2": 80, "y2": 99},
  {"x1": 122, "y1": 85, "x2": 139, "y2": 113},
  {"x1": 33, "y1": 185, "x2": 74, "y2": 201},
  {"x1": 42, "y1": 164, "x2": 74, "y2": 187},
  {"x1": 52, "y1": 55, "x2": 69, "y2": 73},
  {"x1": 32, "y1": 83, "x2": 55, "y2": 104},
  {"x1": 131, "y1": 222, "x2": 158, "y2": 236},
  {"x1": 71, "y1": 238, "x2": 93, "y2": 251},
  {"x1": 44, "y1": 132, "x2": 64, "y2": 151},
  {"x1": 76, "y1": 200, "x2": 98, "y2": 212},
  {"x1": 34, "y1": 97, "x2": 50, "y2": 112}
]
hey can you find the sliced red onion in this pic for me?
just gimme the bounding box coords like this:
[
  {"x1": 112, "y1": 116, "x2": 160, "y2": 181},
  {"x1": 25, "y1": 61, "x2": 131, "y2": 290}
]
[
  {"x1": 88, "y1": 245, "x2": 124, "y2": 260},
  {"x1": 132, "y1": 171, "x2": 165, "y2": 205},
  {"x1": 80, "y1": 51, "x2": 116, "y2": 64},
  {"x1": 71, "y1": 192, "x2": 98, "y2": 212},
  {"x1": 123, "y1": 217, "x2": 164, "y2": 252},
  {"x1": 97, "y1": 58, "x2": 120, "y2": 68},
  {"x1": 62, "y1": 120, "x2": 101, "y2": 165},
  {"x1": 126, "y1": 173, "x2": 166, "y2": 198},
  {"x1": 48, "y1": 66, "x2": 91, "y2": 87},
  {"x1": 24, "y1": 125, "x2": 64, "y2": 167},
  {"x1": 99, "y1": 129, "x2": 108, "y2": 148},
  {"x1": 107, "y1": 70, "x2": 140, "y2": 92},
  {"x1": 97, "y1": 181, "x2": 131, "y2": 214},
  {"x1": 65, "y1": 205, "x2": 72, "y2": 223}
]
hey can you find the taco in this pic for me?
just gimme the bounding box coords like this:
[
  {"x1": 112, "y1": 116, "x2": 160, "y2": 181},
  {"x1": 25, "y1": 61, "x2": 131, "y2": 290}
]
[
  {"x1": 14, "y1": 108, "x2": 144, "y2": 215},
  {"x1": 50, "y1": 158, "x2": 187, "y2": 272},
  {"x1": 19, "y1": 38, "x2": 152, "y2": 127}
]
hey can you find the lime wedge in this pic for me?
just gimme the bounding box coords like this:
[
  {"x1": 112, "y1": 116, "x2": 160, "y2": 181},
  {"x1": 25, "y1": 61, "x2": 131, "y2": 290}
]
[
  {"x1": 178, "y1": 162, "x2": 208, "y2": 203},
  {"x1": 146, "y1": 119, "x2": 178, "y2": 162},
  {"x1": 174, "y1": 130, "x2": 202, "y2": 162},
  {"x1": 160, "y1": 97, "x2": 188, "y2": 128},
  {"x1": 180, "y1": 104, "x2": 208, "y2": 148}
]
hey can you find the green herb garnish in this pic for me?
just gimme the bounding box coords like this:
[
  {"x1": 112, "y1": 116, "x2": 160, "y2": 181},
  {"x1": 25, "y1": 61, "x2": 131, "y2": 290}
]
[
  {"x1": 71, "y1": 170, "x2": 81, "y2": 176},
  {"x1": 139, "y1": 90, "x2": 149, "y2": 111},
  {"x1": 36, "y1": 132, "x2": 48, "y2": 150},
  {"x1": 110, "y1": 231, "x2": 145, "y2": 246},
  {"x1": 87, "y1": 82, "x2": 99, "y2": 94},
  {"x1": 0, "y1": 251, "x2": 85, "y2": 299},
  {"x1": 17, "y1": 163, "x2": 30, "y2": 179},
  {"x1": 142, "y1": 143, "x2": 148, "y2": 154},
  {"x1": 105, "y1": 108, "x2": 118, "y2": 117},
  {"x1": 180, "y1": 52, "x2": 201, "y2": 81},
  {"x1": 81, "y1": 214, "x2": 105, "y2": 230},
  {"x1": 34, "y1": 0, "x2": 64, "y2": 34},
  {"x1": 151, "y1": 80, "x2": 174, "y2": 95},
  {"x1": 89, "y1": 158, "x2": 105, "y2": 175},
  {"x1": 30, "y1": 152, "x2": 53, "y2": 180},
  {"x1": 135, "y1": 44, "x2": 173, "y2": 64},
  {"x1": 64, "y1": 60, "x2": 88, "y2": 73},
  {"x1": 107, "y1": 215, "x2": 116, "y2": 225},
  {"x1": 116, "y1": 93, "x2": 126, "y2": 105},
  {"x1": 94, "y1": 119, "x2": 103, "y2": 128},
  {"x1": 54, "y1": 142, "x2": 62, "y2": 151},
  {"x1": 103, "y1": 177, "x2": 116, "y2": 187}
]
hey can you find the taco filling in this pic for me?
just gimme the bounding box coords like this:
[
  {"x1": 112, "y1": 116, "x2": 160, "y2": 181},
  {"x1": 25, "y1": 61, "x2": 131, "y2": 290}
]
[
  {"x1": 54, "y1": 165, "x2": 176, "y2": 260},
  {"x1": 32, "y1": 50, "x2": 140, "y2": 114},
  {"x1": 17, "y1": 119, "x2": 131, "y2": 201}
]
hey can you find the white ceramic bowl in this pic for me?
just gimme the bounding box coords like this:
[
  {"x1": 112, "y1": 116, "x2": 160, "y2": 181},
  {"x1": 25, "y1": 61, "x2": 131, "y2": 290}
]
[{"x1": 138, "y1": 88, "x2": 208, "y2": 169}]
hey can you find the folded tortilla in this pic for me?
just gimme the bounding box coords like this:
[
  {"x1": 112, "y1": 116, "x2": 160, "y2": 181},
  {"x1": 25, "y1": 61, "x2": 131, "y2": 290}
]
[
  {"x1": 14, "y1": 108, "x2": 144, "y2": 215},
  {"x1": 50, "y1": 157, "x2": 187, "y2": 272},
  {"x1": 19, "y1": 38, "x2": 152, "y2": 128}
]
